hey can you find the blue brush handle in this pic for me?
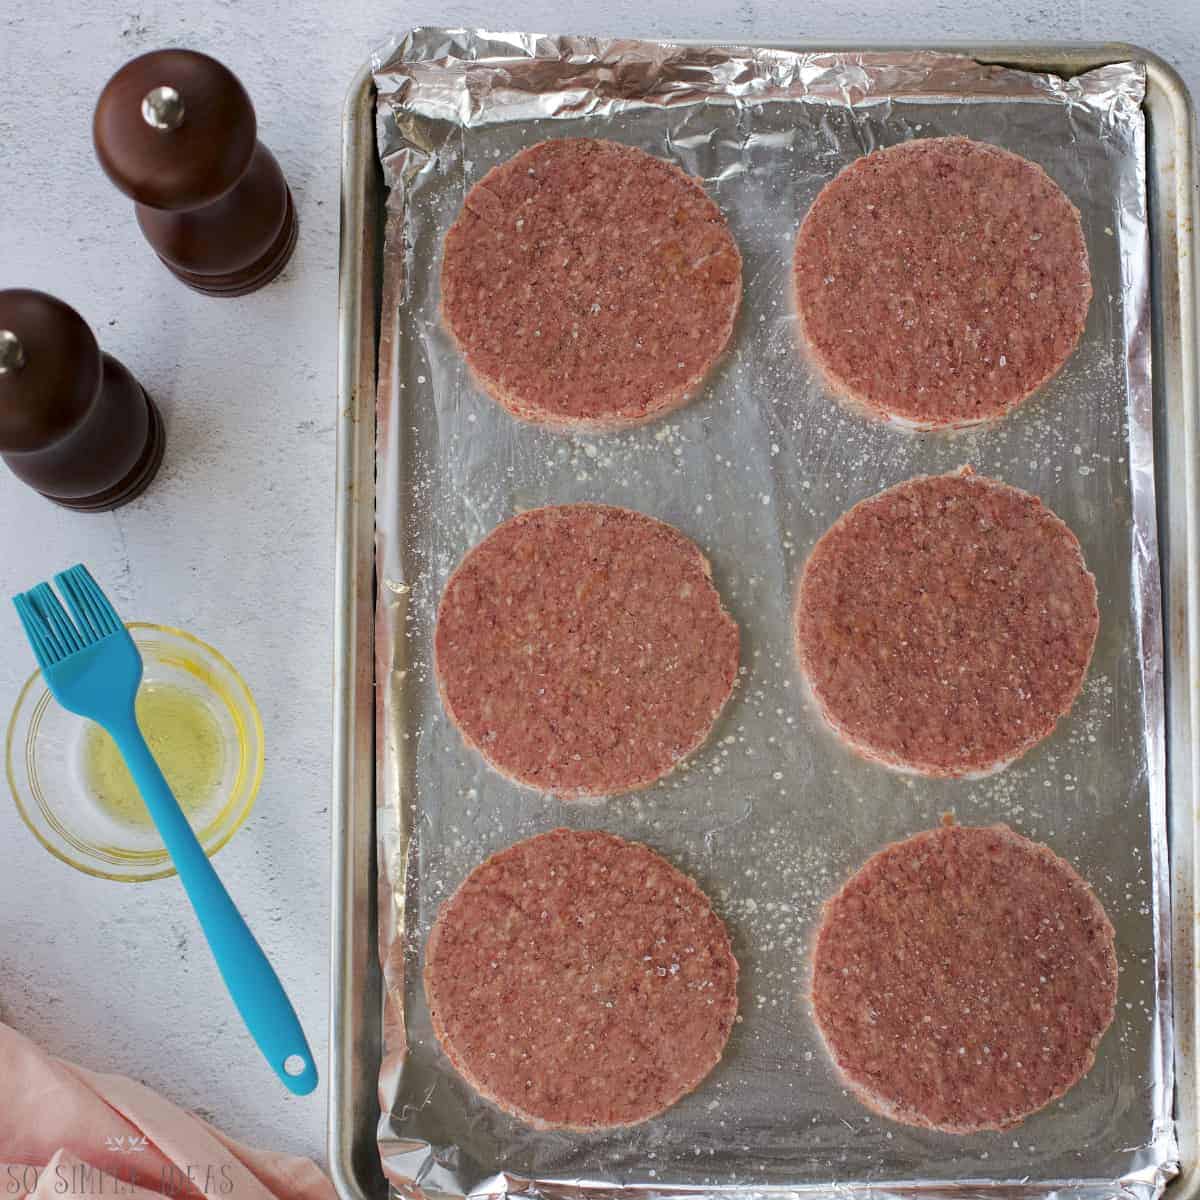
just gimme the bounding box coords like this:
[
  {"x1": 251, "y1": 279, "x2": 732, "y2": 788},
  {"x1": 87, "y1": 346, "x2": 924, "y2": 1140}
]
[{"x1": 109, "y1": 714, "x2": 318, "y2": 1096}]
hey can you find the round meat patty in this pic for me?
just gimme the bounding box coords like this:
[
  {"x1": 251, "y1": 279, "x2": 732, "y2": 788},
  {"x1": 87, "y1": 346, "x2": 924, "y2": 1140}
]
[
  {"x1": 441, "y1": 138, "x2": 742, "y2": 430},
  {"x1": 425, "y1": 828, "x2": 740, "y2": 1130},
  {"x1": 794, "y1": 469, "x2": 1098, "y2": 777},
  {"x1": 435, "y1": 503, "x2": 740, "y2": 798},
  {"x1": 812, "y1": 823, "x2": 1118, "y2": 1133},
  {"x1": 793, "y1": 136, "x2": 1091, "y2": 428}
]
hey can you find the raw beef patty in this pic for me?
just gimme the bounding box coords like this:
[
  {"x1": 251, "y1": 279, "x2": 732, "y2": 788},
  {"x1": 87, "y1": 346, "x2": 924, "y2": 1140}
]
[
  {"x1": 441, "y1": 138, "x2": 742, "y2": 429},
  {"x1": 793, "y1": 136, "x2": 1091, "y2": 428},
  {"x1": 794, "y1": 469, "x2": 1098, "y2": 777},
  {"x1": 424, "y1": 828, "x2": 740, "y2": 1130},
  {"x1": 811, "y1": 823, "x2": 1118, "y2": 1133},
  {"x1": 435, "y1": 503, "x2": 740, "y2": 797}
]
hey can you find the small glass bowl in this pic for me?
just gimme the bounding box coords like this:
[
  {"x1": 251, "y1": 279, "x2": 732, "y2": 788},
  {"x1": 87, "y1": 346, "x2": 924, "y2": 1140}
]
[{"x1": 6, "y1": 622, "x2": 263, "y2": 882}]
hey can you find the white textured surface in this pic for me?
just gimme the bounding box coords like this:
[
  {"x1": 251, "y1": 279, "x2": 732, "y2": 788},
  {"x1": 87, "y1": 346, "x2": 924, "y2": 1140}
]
[{"x1": 0, "y1": 0, "x2": 1196, "y2": 1171}]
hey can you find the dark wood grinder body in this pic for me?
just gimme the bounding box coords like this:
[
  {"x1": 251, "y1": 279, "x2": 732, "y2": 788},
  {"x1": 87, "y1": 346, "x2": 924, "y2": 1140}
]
[
  {"x1": 0, "y1": 290, "x2": 165, "y2": 510},
  {"x1": 94, "y1": 49, "x2": 297, "y2": 297}
]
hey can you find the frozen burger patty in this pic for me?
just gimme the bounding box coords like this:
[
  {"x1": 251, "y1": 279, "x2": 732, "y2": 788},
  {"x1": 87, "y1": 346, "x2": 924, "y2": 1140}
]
[
  {"x1": 794, "y1": 469, "x2": 1098, "y2": 777},
  {"x1": 435, "y1": 503, "x2": 740, "y2": 797},
  {"x1": 793, "y1": 136, "x2": 1091, "y2": 428},
  {"x1": 811, "y1": 822, "x2": 1118, "y2": 1133},
  {"x1": 441, "y1": 137, "x2": 742, "y2": 429},
  {"x1": 425, "y1": 828, "x2": 740, "y2": 1129}
]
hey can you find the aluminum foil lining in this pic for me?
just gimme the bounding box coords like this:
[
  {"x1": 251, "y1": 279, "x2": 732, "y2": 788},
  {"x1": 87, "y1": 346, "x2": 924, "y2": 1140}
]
[{"x1": 370, "y1": 29, "x2": 1176, "y2": 1200}]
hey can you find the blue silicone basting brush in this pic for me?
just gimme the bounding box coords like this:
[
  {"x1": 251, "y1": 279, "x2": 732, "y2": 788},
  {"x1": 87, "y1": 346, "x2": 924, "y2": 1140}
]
[{"x1": 13, "y1": 564, "x2": 317, "y2": 1095}]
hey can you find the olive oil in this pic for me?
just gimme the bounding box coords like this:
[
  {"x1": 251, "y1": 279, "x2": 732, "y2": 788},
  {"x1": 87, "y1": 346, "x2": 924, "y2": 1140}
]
[{"x1": 82, "y1": 683, "x2": 225, "y2": 828}]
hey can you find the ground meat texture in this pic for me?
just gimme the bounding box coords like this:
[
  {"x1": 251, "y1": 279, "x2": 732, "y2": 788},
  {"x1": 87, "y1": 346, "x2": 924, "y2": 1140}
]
[
  {"x1": 812, "y1": 823, "x2": 1118, "y2": 1133},
  {"x1": 794, "y1": 470, "x2": 1097, "y2": 777},
  {"x1": 435, "y1": 504, "x2": 740, "y2": 797},
  {"x1": 440, "y1": 138, "x2": 742, "y2": 430},
  {"x1": 793, "y1": 137, "x2": 1091, "y2": 428},
  {"x1": 424, "y1": 829, "x2": 739, "y2": 1130}
]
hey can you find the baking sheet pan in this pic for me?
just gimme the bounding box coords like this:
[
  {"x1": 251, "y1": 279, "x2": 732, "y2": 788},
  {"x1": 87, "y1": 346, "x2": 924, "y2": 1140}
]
[{"x1": 329, "y1": 36, "x2": 1200, "y2": 1200}]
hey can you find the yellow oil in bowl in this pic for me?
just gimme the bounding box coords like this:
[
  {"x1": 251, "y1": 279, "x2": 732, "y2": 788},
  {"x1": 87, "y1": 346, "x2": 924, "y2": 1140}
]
[{"x1": 82, "y1": 683, "x2": 226, "y2": 828}]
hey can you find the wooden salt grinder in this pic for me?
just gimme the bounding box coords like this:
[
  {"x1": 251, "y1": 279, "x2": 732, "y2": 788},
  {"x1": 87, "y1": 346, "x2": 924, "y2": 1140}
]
[
  {"x1": 93, "y1": 49, "x2": 297, "y2": 297},
  {"x1": 0, "y1": 289, "x2": 165, "y2": 510}
]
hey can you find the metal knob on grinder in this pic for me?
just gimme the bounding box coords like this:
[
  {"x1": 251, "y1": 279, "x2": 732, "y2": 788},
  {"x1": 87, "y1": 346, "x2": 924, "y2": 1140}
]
[
  {"x1": 0, "y1": 289, "x2": 165, "y2": 510},
  {"x1": 93, "y1": 49, "x2": 297, "y2": 297}
]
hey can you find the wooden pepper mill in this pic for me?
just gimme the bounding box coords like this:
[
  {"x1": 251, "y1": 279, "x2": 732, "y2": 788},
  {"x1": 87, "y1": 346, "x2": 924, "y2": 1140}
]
[
  {"x1": 0, "y1": 290, "x2": 165, "y2": 510},
  {"x1": 93, "y1": 49, "x2": 297, "y2": 297}
]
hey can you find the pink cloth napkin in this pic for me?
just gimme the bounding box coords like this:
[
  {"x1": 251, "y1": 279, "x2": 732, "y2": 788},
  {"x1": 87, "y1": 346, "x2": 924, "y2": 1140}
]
[{"x1": 0, "y1": 1020, "x2": 335, "y2": 1199}]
